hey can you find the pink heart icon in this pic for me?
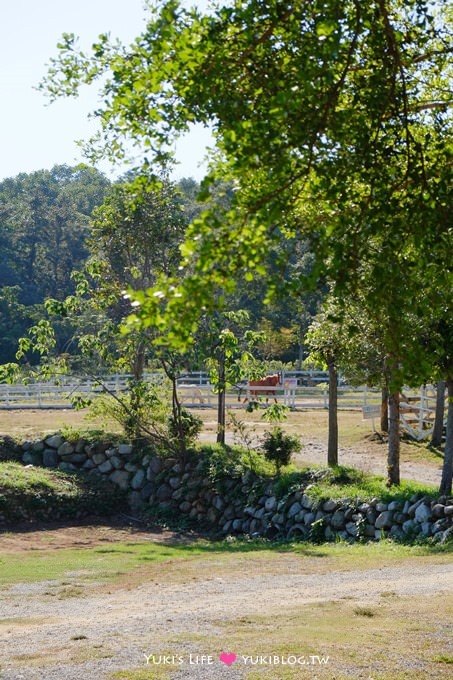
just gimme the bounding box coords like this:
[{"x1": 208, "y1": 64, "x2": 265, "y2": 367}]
[{"x1": 219, "y1": 652, "x2": 237, "y2": 666}]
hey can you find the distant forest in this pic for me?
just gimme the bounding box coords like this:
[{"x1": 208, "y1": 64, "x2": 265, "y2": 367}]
[{"x1": 0, "y1": 164, "x2": 322, "y2": 367}]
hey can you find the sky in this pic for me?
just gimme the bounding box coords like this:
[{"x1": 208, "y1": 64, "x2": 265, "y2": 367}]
[{"x1": 0, "y1": 0, "x2": 212, "y2": 182}]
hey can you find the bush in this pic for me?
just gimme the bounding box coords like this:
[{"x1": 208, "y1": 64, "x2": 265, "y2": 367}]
[
  {"x1": 85, "y1": 380, "x2": 172, "y2": 442},
  {"x1": 261, "y1": 426, "x2": 301, "y2": 474},
  {"x1": 168, "y1": 407, "x2": 203, "y2": 449}
]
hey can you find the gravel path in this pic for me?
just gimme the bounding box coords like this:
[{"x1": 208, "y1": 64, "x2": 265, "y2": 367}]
[{"x1": 1, "y1": 556, "x2": 452, "y2": 680}]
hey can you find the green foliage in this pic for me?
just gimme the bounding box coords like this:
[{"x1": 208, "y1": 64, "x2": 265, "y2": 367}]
[
  {"x1": 261, "y1": 426, "x2": 301, "y2": 474},
  {"x1": 261, "y1": 403, "x2": 290, "y2": 423},
  {"x1": 303, "y1": 466, "x2": 439, "y2": 504},
  {"x1": 39, "y1": 0, "x2": 452, "y2": 364},
  {"x1": 197, "y1": 444, "x2": 274, "y2": 484},
  {"x1": 167, "y1": 407, "x2": 202, "y2": 449},
  {"x1": 0, "y1": 461, "x2": 126, "y2": 522},
  {"x1": 0, "y1": 435, "x2": 22, "y2": 462},
  {"x1": 85, "y1": 381, "x2": 172, "y2": 444}
]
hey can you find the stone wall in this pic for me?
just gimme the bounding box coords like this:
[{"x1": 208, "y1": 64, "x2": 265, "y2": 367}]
[{"x1": 20, "y1": 434, "x2": 453, "y2": 543}]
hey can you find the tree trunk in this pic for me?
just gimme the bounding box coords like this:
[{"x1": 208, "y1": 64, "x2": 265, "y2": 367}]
[
  {"x1": 439, "y1": 377, "x2": 453, "y2": 496},
  {"x1": 172, "y1": 376, "x2": 187, "y2": 465},
  {"x1": 216, "y1": 353, "x2": 226, "y2": 445},
  {"x1": 133, "y1": 341, "x2": 146, "y2": 381},
  {"x1": 430, "y1": 380, "x2": 446, "y2": 448},
  {"x1": 327, "y1": 360, "x2": 338, "y2": 467},
  {"x1": 381, "y1": 383, "x2": 389, "y2": 433},
  {"x1": 387, "y1": 390, "x2": 400, "y2": 486}
]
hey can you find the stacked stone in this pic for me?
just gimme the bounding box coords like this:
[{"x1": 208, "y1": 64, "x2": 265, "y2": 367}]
[{"x1": 21, "y1": 434, "x2": 453, "y2": 544}]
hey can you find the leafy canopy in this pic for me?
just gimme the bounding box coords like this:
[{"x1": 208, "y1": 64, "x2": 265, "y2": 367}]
[{"x1": 40, "y1": 1, "x2": 452, "y2": 385}]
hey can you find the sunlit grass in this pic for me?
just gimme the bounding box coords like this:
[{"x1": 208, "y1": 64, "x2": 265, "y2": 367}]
[{"x1": 0, "y1": 534, "x2": 451, "y2": 586}]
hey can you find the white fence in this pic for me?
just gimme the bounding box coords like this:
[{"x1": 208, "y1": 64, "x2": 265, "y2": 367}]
[
  {"x1": 0, "y1": 373, "x2": 445, "y2": 441},
  {"x1": 0, "y1": 371, "x2": 372, "y2": 410}
]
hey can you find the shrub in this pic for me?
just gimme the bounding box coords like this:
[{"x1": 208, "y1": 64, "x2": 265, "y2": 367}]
[
  {"x1": 85, "y1": 380, "x2": 172, "y2": 442},
  {"x1": 261, "y1": 426, "x2": 301, "y2": 474},
  {"x1": 168, "y1": 407, "x2": 203, "y2": 449}
]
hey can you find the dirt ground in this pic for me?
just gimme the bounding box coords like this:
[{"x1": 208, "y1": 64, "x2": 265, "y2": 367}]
[{"x1": 0, "y1": 521, "x2": 452, "y2": 680}]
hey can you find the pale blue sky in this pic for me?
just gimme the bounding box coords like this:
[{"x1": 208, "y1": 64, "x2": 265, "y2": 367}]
[{"x1": 0, "y1": 0, "x2": 212, "y2": 182}]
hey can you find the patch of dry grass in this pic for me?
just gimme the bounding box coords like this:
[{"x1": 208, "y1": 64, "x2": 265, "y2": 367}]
[{"x1": 163, "y1": 593, "x2": 453, "y2": 679}]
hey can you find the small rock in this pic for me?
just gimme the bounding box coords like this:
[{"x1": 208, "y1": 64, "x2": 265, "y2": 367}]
[{"x1": 118, "y1": 444, "x2": 133, "y2": 455}]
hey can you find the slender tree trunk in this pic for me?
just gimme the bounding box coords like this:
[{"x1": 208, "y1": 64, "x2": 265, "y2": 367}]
[
  {"x1": 439, "y1": 377, "x2": 453, "y2": 496},
  {"x1": 327, "y1": 359, "x2": 338, "y2": 467},
  {"x1": 172, "y1": 376, "x2": 187, "y2": 465},
  {"x1": 387, "y1": 390, "x2": 400, "y2": 486},
  {"x1": 297, "y1": 336, "x2": 304, "y2": 371},
  {"x1": 217, "y1": 352, "x2": 226, "y2": 445},
  {"x1": 129, "y1": 341, "x2": 146, "y2": 440},
  {"x1": 430, "y1": 380, "x2": 446, "y2": 448},
  {"x1": 381, "y1": 383, "x2": 389, "y2": 433}
]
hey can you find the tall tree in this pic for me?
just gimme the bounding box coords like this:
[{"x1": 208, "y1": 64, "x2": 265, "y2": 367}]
[{"x1": 39, "y1": 1, "x2": 452, "y2": 485}]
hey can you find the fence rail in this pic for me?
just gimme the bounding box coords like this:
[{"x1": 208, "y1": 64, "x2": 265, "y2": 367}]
[
  {"x1": 0, "y1": 373, "x2": 445, "y2": 440},
  {"x1": 0, "y1": 371, "x2": 373, "y2": 410}
]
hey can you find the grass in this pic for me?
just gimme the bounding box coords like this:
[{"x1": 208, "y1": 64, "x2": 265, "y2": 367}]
[
  {"x1": 0, "y1": 461, "x2": 126, "y2": 522},
  {"x1": 1, "y1": 535, "x2": 451, "y2": 586},
  {"x1": 296, "y1": 464, "x2": 439, "y2": 504},
  {"x1": 162, "y1": 592, "x2": 453, "y2": 679}
]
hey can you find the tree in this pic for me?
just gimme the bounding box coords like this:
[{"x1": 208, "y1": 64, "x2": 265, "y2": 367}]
[
  {"x1": 198, "y1": 309, "x2": 263, "y2": 445},
  {"x1": 430, "y1": 381, "x2": 446, "y2": 449},
  {"x1": 39, "y1": 1, "x2": 452, "y2": 484},
  {"x1": 0, "y1": 165, "x2": 110, "y2": 304},
  {"x1": 0, "y1": 166, "x2": 110, "y2": 361},
  {"x1": 17, "y1": 174, "x2": 190, "y2": 443}
]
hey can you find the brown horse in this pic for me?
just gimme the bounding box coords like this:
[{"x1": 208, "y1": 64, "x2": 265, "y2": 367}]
[{"x1": 244, "y1": 373, "x2": 282, "y2": 403}]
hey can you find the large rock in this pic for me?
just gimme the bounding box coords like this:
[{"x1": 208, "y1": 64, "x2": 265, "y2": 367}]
[
  {"x1": 288, "y1": 502, "x2": 302, "y2": 518},
  {"x1": 58, "y1": 441, "x2": 74, "y2": 457},
  {"x1": 42, "y1": 449, "x2": 58, "y2": 468},
  {"x1": 156, "y1": 484, "x2": 173, "y2": 501},
  {"x1": 109, "y1": 470, "x2": 130, "y2": 490},
  {"x1": 415, "y1": 503, "x2": 432, "y2": 523},
  {"x1": 265, "y1": 496, "x2": 277, "y2": 512},
  {"x1": 117, "y1": 444, "x2": 133, "y2": 455},
  {"x1": 323, "y1": 499, "x2": 338, "y2": 513},
  {"x1": 431, "y1": 504, "x2": 445, "y2": 519},
  {"x1": 375, "y1": 511, "x2": 394, "y2": 530},
  {"x1": 98, "y1": 459, "x2": 113, "y2": 474},
  {"x1": 331, "y1": 509, "x2": 345, "y2": 529},
  {"x1": 301, "y1": 494, "x2": 314, "y2": 510},
  {"x1": 212, "y1": 495, "x2": 226, "y2": 512},
  {"x1": 45, "y1": 434, "x2": 63, "y2": 449},
  {"x1": 131, "y1": 469, "x2": 146, "y2": 490}
]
